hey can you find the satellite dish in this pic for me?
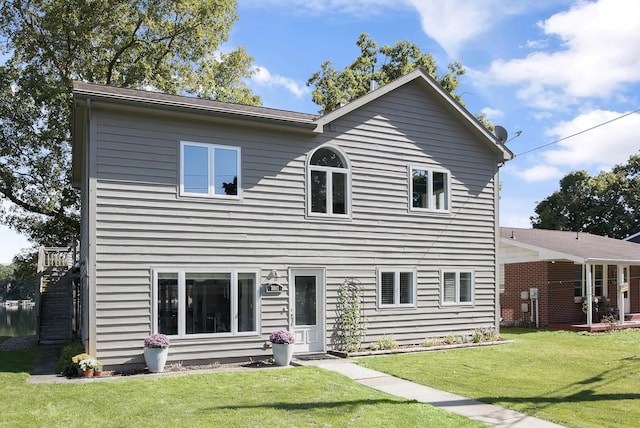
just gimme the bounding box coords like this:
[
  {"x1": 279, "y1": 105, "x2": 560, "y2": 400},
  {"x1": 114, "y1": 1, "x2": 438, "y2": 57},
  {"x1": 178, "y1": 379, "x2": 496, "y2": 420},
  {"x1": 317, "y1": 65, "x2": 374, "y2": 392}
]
[{"x1": 494, "y1": 126, "x2": 508, "y2": 144}]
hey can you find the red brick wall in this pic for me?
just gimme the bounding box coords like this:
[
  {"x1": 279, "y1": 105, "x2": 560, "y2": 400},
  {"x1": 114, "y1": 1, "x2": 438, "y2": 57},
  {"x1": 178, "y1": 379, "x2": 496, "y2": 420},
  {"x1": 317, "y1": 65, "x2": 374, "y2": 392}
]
[
  {"x1": 501, "y1": 261, "x2": 548, "y2": 326},
  {"x1": 502, "y1": 261, "x2": 584, "y2": 326},
  {"x1": 504, "y1": 262, "x2": 640, "y2": 327},
  {"x1": 547, "y1": 262, "x2": 583, "y2": 324}
]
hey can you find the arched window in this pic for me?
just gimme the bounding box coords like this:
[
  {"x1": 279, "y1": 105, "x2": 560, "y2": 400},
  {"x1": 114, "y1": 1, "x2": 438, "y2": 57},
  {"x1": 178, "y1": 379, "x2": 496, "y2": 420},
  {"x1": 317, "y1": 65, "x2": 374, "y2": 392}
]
[{"x1": 308, "y1": 146, "x2": 350, "y2": 217}]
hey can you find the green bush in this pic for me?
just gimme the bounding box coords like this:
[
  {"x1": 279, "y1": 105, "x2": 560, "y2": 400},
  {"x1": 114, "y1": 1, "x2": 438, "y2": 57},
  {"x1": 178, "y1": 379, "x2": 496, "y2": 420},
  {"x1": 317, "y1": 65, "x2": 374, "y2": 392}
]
[{"x1": 56, "y1": 339, "x2": 85, "y2": 376}]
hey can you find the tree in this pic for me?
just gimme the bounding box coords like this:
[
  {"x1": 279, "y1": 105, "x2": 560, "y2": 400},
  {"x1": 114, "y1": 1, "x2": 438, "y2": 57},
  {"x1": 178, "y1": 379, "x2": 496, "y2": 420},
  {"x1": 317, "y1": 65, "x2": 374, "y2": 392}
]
[
  {"x1": 0, "y1": 0, "x2": 259, "y2": 247},
  {"x1": 531, "y1": 155, "x2": 640, "y2": 239},
  {"x1": 0, "y1": 251, "x2": 36, "y2": 300},
  {"x1": 307, "y1": 33, "x2": 492, "y2": 129}
]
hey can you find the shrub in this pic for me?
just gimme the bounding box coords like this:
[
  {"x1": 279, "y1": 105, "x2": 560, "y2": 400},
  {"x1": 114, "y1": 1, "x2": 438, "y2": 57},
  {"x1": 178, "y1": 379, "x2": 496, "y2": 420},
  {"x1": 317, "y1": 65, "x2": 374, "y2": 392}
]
[
  {"x1": 471, "y1": 326, "x2": 500, "y2": 343},
  {"x1": 56, "y1": 339, "x2": 85, "y2": 377},
  {"x1": 444, "y1": 334, "x2": 459, "y2": 345},
  {"x1": 422, "y1": 338, "x2": 441, "y2": 347},
  {"x1": 601, "y1": 314, "x2": 618, "y2": 332},
  {"x1": 370, "y1": 335, "x2": 398, "y2": 351}
]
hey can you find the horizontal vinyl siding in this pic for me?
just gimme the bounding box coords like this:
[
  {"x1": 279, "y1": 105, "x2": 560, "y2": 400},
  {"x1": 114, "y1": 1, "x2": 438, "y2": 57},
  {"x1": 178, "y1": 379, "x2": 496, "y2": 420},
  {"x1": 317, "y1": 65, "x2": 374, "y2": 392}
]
[{"x1": 89, "y1": 81, "x2": 499, "y2": 367}]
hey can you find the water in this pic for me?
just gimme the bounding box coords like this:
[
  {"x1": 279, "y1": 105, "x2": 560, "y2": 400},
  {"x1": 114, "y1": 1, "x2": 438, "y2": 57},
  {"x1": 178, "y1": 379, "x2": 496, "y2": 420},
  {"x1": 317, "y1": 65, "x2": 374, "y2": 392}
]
[{"x1": 0, "y1": 305, "x2": 36, "y2": 336}]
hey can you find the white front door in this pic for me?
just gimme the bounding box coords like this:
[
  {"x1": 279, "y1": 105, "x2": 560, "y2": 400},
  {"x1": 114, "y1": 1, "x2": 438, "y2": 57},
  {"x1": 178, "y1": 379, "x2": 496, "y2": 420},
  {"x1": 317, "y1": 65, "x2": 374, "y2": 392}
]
[{"x1": 291, "y1": 269, "x2": 324, "y2": 353}]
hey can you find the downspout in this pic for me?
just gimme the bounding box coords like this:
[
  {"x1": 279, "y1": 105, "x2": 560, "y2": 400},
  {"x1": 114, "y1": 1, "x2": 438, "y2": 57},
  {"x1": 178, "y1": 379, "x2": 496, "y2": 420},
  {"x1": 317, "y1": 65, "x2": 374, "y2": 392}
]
[
  {"x1": 85, "y1": 96, "x2": 94, "y2": 355},
  {"x1": 494, "y1": 161, "x2": 502, "y2": 333}
]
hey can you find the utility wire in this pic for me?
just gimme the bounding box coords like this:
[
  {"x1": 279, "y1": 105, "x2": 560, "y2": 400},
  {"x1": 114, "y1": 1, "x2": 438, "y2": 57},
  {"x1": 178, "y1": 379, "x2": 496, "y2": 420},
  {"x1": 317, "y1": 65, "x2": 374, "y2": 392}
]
[{"x1": 517, "y1": 107, "x2": 640, "y2": 157}]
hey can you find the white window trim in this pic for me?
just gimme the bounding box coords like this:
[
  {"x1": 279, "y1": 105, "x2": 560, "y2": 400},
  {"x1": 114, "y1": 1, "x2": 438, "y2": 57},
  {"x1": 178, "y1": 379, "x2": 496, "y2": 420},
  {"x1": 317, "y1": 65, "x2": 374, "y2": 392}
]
[
  {"x1": 180, "y1": 141, "x2": 241, "y2": 199},
  {"x1": 408, "y1": 165, "x2": 451, "y2": 213},
  {"x1": 592, "y1": 264, "x2": 607, "y2": 297},
  {"x1": 152, "y1": 268, "x2": 260, "y2": 339},
  {"x1": 440, "y1": 270, "x2": 474, "y2": 306},
  {"x1": 377, "y1": 268, "x2": 417, "y2": 309},
  {"x1": 306, "y1": 144, "x2": 351, "y2": 218}
]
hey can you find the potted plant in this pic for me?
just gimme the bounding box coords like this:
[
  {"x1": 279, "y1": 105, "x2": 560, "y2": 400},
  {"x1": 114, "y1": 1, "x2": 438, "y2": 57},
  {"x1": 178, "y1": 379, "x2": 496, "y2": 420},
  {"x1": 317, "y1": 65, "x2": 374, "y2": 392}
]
[
  {"x1": 269, "y1": 330, "x2": 295, "y2": 366},
  {"x1": 143, "y1": 333, "x2": 170, "y2": 373},
  {"x1": 79, "y1": 357, "x2": 98, "y2": 377},
  {"x1": 93, "y1": 361, "x2": 103, "y2": 377},
  {"x1": 71, "y1": 353, "x2": 92, "y2": 376}
]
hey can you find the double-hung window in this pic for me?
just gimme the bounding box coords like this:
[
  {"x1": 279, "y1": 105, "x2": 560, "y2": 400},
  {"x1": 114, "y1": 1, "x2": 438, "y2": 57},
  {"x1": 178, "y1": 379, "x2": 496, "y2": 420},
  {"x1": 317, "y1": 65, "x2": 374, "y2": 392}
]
[
  {"x1": 593, "y1": 264, "x2": 605, "y2": 296},
  {"x1": 573, "y1": 264, "x2": 584, "y2": 297},
  {"x1": 410, "y1": 166, "x2": 450, "y2": 211},
  {"x1": 180, "y1": 141, "x2": 240, "y2": 198},
  {"x1": 378, "y1": 269, "x2": 416, "y2": 308},
  {"x1": 155, "y1": 270, "x2": 259, "y2": 337},
  {"x1": 308, "y1": 146, "x2": 350, "y2": 217},
  {"x1": 441, "y1": 270, "x2": 473, "y2": 305}
]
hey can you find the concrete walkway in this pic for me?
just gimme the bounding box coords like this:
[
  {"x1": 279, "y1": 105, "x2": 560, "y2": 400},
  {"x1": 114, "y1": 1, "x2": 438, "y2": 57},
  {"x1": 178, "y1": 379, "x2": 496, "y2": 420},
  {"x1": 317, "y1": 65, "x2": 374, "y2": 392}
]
[{"x1": 294, "y1": 357, "x2": 564, "y2": 428}]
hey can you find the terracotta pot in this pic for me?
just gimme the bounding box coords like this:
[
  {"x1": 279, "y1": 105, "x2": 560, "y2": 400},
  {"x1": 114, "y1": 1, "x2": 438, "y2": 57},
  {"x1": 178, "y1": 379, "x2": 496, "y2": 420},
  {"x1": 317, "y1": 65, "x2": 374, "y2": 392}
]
[
  {"x1": 94, "y1": 370, "x2": 102, "y2": 377},
  {"x1": 83, "y1": 370, "x2": 94, "y2": 377}
]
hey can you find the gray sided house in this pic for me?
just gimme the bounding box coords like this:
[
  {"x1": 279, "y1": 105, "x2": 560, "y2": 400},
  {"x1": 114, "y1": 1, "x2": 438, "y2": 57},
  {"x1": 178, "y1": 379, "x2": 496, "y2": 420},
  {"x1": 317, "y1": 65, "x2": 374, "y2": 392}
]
[{"x1": 72, "y1": 68, "x2": 513, "y2": 369}]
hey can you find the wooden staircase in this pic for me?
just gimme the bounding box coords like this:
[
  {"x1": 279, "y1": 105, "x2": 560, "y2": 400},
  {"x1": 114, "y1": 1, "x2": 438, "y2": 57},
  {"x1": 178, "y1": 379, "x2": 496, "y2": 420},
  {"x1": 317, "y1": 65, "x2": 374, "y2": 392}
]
[{"x1": 36, "y1": 247, "x2": 76, "y2": 344}]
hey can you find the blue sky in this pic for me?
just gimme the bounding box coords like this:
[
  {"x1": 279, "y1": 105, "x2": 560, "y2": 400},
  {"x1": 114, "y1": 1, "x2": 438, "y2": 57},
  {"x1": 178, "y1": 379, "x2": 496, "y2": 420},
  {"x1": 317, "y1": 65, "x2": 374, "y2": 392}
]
[
  {"x1": 230, "y1": 0, "x2": 640, "y2": 225},
  {"x1": 2, "y1": 0, "x2": 639, "y2": 263}
]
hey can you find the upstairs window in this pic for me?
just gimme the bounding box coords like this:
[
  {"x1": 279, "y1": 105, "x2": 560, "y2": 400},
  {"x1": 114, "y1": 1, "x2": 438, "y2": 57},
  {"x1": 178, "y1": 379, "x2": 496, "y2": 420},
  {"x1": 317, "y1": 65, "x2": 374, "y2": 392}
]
[
  {"x1": 308, "y1": 146, "x2": 350, "y2": 217},
  {"x1": 410, "y1": 166, "x2": 450, "y2": 212},
  {"x1": 180, "y1": 141, "x2": 240, "y2": 198}
]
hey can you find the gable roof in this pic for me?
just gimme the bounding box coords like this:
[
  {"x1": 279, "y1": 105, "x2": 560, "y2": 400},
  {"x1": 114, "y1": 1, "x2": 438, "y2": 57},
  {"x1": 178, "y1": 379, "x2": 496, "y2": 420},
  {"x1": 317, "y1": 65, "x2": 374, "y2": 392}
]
[
  {"x1": 73, "y1": 81, "x2": 319, "y2": 128},
  {"x1": 624, "y1": 231, "x2": 640, "y2": 243},
  {"x1": 314, "y1": 68, "x2": 514, "y2": 162},
  {"x1": 500, "y1": 227, "x2": 640, "y2": 265}
]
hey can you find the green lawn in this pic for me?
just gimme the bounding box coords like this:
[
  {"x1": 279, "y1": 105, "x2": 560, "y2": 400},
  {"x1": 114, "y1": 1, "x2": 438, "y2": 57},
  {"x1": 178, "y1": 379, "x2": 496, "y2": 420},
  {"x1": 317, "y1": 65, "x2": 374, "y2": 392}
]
[
  {"x1": 0, "y1": 339, "x2": 480, "y2": 428},
  {"x1": 357, "y1": 328, "x2": 640, "y2": 428}
]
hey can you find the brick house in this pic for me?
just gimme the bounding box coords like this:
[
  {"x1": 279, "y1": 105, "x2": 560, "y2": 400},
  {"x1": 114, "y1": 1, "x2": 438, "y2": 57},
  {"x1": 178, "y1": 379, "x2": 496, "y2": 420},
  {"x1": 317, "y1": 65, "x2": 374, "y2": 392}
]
[{"x1": 499, "y1": 228, "x2": 640, "y2": 329}]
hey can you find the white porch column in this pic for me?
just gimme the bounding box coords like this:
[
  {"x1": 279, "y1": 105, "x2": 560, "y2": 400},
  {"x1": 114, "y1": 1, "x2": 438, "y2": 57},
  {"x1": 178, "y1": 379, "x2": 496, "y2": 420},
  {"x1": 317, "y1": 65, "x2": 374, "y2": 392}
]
[
  {"x1": 586, "y1": 263, "x2": 592, "y2": 327},
  {"x1": 618, "y1": 265, "x2": 625, "y2": 323}
]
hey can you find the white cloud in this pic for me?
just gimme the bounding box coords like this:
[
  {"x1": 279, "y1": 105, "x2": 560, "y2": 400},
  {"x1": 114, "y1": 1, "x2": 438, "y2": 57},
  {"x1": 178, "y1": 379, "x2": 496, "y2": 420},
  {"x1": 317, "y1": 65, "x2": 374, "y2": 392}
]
[
  {"x1": 520, "y1": 39, "x2": 549, "y2": 50},
  {"x1": 406, "y1": 0, "x2": 533, "y2": 57},
  {"x1": 540, "y1": 109, "x2": 640, "y2": 170},
  {"x1": 481, "y1": 107, "x2": 504, "y2": 121},
  {"x1": 241, "y1": 0, "x2": 407, "y2": 16},
  {"x1": 484, "y1": 0, "x2": 640, "y2": 108},
  {"x1": 513, "y1": 164, "x2": 563, "y2": 183},
  {"x1": 510, "y1": 109, "x2": 640, "y2": 185},
  {"x1": 251, "y1": 66, "x2": 309, "y2": 98}
]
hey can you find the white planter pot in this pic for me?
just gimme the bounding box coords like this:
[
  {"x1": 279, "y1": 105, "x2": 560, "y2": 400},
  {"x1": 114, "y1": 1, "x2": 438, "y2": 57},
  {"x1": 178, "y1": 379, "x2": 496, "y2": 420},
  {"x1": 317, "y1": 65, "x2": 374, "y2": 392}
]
[
  {"x1": 272, "y1": 343, "x2": 294, "y2": 366},
  {"x1": 144, "y1": 347, "x2": 169, "y2": 373}
]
